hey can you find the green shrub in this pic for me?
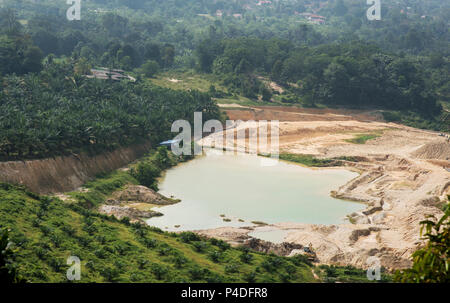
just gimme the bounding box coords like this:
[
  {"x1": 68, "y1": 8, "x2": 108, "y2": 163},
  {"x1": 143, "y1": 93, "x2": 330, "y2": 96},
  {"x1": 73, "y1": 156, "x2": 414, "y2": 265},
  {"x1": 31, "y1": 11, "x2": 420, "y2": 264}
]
[
  {"x1": 239, "y1": 250, "x2": 253, "y2": 264},
  {"x1": 206, "y1": 273, "x2": 226, "y2": 283},
  {"x1": 180, "y1": 232, "x2": 201, "y2": 243},
  {"x1": 143, "y1": 238, "x2": 158, "y2": 248},
  {"x1": 100, "y1": 266, "x2": 121, "y2": 282},
  {"x1": 290, "y1": 254, "x2": 312, "y2": 267},
  {"x1": 395, "y1": 199, "x2": 450, "y2": 283},
  {"x1": 188, "y1": 267, "x2": 207, "y2": 280},
  {"x1": 210, "y1": 238, "x2": 230, "y2": 251},
  {"x1": 0, "y1": 228, "x2": 23, "y2": 283},
  {"x1": 192, "y1": 241, "x2": 208, "y2": 253},
  {"x1": 171, "y1": 255, "x2": 188, "y2": 269},
  {"x1": 243, "y1": 271, "x2": 257, "y2": 283},
  {"x1": 225, "y1": 263, "x2": 240, "y2": 274},
  {"x1": 151, "y1": 263, "x2": 169, "y2": 280},
  {"x1": 278, "y1": 154, "x2": 334, "y2": 167},
  {"x1": 130, "y1": 161, "x2": 161, "y2": 190},
  {"x1": 208, "y1": 250, "x2": 222, "y2": 263},
  {"x1": 141, "y1": 60, "x2": 160, "y2": 78},
  {"x1": 382, "y1": 111, "x2": 402, "y2": 122}
]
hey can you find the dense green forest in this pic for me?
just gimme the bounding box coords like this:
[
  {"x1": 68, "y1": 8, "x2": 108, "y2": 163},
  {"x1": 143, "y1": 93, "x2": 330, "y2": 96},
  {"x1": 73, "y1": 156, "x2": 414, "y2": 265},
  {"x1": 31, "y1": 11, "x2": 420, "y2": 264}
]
[
  {"x1": 3, "y1": 0, "x2": 449, "y2": 57},
  {"x1": 197, "y1": 38, "x2": 442, "y2": 115}
]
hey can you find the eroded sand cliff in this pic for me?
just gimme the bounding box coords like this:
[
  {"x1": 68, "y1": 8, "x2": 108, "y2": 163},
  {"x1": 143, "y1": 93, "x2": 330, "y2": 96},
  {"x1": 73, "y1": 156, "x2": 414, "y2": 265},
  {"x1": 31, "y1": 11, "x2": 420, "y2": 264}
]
[{"x1": 0, "y1": 142, "x2": 151, "y2": 194}]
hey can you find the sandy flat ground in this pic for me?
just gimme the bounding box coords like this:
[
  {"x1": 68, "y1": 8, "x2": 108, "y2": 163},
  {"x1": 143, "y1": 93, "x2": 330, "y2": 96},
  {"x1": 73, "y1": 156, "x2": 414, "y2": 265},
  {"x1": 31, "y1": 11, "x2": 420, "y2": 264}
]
[{"x1": 198, "y1": 106, "x2": 450, "y2": 270}]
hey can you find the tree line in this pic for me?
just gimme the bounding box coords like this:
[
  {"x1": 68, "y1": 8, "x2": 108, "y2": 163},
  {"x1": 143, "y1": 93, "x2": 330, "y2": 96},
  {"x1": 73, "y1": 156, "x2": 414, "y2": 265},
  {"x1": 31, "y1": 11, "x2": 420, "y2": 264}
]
[
  {"x1": 196, "y1": 37, "x2": 444, "y2": 116},
  {"x1": 1, "y1": 0, "x2": 448, "y2": 74}
]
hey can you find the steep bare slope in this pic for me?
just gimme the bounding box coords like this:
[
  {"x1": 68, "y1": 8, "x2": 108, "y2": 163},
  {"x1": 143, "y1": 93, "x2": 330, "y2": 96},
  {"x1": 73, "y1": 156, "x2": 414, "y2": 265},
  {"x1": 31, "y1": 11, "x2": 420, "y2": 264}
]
[{"x1": 0, "y1": 142, "x2": 151, "y2": 194}]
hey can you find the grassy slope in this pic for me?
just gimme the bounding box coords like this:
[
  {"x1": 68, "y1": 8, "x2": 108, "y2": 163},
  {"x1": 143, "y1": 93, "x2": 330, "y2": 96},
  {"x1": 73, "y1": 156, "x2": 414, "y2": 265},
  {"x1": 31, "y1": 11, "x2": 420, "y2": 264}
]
[
  {"x1": 0, "y1": 183, "x2": 320, "y2": 283},
  {"x1": 276, "y1": 154, "x2": 359, "y2": 168}
]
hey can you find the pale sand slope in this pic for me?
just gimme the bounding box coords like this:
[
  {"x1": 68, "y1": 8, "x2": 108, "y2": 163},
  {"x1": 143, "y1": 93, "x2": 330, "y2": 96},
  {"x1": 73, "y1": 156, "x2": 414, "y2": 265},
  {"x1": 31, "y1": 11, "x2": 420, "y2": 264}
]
[{"x1": 197, "y1": 107, "x2": 450, "y2": 270}]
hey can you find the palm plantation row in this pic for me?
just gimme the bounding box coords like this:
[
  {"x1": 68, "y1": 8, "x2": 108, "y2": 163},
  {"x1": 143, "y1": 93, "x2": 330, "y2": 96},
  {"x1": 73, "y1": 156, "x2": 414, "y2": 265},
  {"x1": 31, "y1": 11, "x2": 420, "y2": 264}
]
[{"x1": 0, "y1": 61, "x2": 221, "y2": 160}]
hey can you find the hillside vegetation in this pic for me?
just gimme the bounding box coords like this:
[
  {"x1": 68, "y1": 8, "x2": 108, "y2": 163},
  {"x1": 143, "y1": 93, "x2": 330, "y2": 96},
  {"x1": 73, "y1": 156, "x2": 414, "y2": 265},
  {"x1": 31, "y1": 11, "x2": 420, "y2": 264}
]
[{"x1": 0, "y1": 61, "x2": 221, "y2": 161}]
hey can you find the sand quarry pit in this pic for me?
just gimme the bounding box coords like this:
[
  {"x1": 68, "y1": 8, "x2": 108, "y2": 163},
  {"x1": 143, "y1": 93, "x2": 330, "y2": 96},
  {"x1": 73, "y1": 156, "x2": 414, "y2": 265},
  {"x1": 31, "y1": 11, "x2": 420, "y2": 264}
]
[{"x1": 197, "y1": 106, "x2": 450, "y2": 271}]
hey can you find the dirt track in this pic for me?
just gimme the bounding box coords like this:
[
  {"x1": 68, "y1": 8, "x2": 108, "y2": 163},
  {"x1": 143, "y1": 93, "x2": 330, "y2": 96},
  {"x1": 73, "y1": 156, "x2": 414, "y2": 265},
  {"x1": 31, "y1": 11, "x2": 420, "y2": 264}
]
[{"x1": 198, "y1": 105, "x2": 450, "y2": 270}]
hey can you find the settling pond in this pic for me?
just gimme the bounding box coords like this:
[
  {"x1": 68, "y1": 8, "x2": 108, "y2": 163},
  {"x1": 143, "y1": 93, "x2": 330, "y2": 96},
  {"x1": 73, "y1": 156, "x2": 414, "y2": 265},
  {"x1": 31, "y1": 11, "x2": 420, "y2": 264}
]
[{"x1": 146, "y1": 150, "x2": 365, "y2": 234}]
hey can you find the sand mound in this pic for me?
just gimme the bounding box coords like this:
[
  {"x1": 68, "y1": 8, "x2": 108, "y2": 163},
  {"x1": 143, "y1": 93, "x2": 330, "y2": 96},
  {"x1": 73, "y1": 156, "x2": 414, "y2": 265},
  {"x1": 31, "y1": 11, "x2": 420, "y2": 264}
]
[{"x1": 412, "y1": 142, "x2": 450, "y2": 160}]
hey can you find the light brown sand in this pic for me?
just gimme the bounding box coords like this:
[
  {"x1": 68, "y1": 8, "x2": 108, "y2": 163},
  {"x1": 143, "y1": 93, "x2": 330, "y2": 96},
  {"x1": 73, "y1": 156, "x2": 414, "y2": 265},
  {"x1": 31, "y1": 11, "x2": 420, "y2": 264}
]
[{"x1": 197, "y1": 106, "x2": 450, "y2": 270}]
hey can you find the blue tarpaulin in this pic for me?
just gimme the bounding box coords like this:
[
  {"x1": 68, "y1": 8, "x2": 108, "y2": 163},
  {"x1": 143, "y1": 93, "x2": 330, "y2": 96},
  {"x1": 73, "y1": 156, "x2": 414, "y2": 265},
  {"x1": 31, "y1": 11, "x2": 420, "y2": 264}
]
[{"x1": 159, "y1": 139, "x2": 181, "y2": 146}]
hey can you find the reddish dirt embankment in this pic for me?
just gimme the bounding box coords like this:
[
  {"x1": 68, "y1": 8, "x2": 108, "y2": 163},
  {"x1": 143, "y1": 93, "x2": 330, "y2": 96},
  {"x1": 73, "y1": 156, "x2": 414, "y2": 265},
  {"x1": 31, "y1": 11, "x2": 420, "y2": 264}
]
[{"x1": 0, "y1": 142, "x2": 151, "y2": 194}]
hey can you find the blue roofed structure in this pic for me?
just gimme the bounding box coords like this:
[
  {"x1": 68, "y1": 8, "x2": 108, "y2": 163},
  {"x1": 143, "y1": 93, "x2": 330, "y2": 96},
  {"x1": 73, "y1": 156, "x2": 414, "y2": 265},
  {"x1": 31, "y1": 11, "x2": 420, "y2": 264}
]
[{"x1": 159, "y1": 139, "x2": 182, "y2": 147}]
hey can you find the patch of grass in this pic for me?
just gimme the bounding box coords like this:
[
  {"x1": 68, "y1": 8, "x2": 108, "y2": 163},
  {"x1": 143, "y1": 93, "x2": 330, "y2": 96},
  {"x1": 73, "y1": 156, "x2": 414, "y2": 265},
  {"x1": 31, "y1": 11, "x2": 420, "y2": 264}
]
[
  {"x1": 148, "y1": 70, "x2": 228, "y2": 93},
  {"x1": 345, "y1": 134, "x2": 381, "y2": 144},
  {"x1": 334, "y1": 156, "x2": 360, "y2": 162},
  {"x1": 278, "y1": 154, "x2": 336, "y2": 167},
  {"x1": 266, "y1": 154, "x2": 360, "y2": 168}
]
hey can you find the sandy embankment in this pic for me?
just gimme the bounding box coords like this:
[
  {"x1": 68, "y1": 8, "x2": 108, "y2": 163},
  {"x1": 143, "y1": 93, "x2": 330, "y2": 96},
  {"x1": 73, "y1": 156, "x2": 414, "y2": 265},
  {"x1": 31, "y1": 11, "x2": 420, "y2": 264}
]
[
  {"x1": 97, "y1": 185, "x2": 180, "y2": 223},
  {"x1": 197, "y1": 106, "x2": 450, "y2": 271}
]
